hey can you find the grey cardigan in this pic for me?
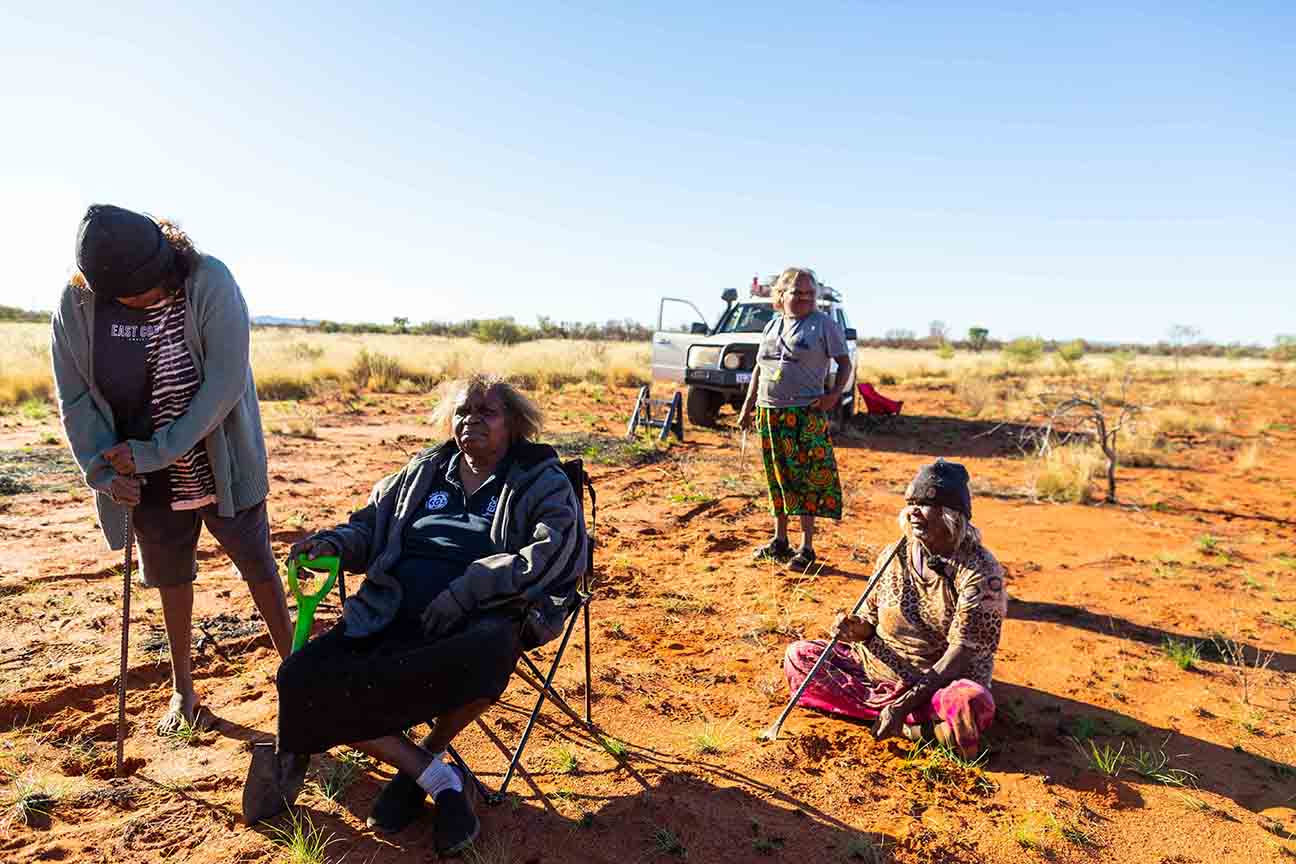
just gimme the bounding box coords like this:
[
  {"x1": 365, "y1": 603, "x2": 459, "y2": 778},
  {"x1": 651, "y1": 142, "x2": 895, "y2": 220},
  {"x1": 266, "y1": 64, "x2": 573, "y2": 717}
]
[
  {"x1": 50, "y1": 255, "x2": 269, "y2": 550},
  {"x1": 319, "y1": 440, "x2": 588, "y2": 643}
]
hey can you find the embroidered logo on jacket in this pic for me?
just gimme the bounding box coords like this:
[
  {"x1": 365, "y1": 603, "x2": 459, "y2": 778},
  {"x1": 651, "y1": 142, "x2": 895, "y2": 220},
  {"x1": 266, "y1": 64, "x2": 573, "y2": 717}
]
[{"x1": 426, "y1": 491, "x2": 450, "y2": 511}]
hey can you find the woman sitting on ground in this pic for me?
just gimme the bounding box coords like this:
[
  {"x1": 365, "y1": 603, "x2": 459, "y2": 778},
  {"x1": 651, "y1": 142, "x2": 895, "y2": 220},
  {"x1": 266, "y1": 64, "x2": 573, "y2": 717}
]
[
  {"x1": 243, "y1": 374, "x2": 588, "y2": 858},
  {"x1": 783, "y1": 460, "x2": 1006, "y2": 757}
]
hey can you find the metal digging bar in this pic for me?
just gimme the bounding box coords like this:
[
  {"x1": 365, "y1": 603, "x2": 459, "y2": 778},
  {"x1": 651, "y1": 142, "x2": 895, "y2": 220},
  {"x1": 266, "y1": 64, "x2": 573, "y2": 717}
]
[
  {"x1": 757, "y1": 540, "x2": 902, "y2": 742},
  {"x1": 114, "y1": 508, "x2": 135, "y2": 778}
]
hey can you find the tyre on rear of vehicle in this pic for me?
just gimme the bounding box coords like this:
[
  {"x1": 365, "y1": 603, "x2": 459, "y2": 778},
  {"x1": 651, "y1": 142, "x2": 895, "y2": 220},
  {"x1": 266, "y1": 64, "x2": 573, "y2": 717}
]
[{"x1": 685, "y1": 387, "x2": 721, "y2": 427}]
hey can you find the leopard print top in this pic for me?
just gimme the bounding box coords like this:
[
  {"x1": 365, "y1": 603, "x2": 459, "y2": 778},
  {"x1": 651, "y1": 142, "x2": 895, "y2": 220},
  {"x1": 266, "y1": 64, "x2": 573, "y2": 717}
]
[{"x1": 855, "y1": 535, "x2": 1007, "y2": 688}]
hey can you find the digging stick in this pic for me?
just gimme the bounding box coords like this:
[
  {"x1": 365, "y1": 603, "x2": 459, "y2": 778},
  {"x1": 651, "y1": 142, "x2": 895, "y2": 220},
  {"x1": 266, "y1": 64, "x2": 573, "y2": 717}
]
[
  {"x1": 757, "y1": 539, "x2": 902, "y2": 742},
  {"x1": 115, "y1": 507, "x2": 135, "y2": 777}
]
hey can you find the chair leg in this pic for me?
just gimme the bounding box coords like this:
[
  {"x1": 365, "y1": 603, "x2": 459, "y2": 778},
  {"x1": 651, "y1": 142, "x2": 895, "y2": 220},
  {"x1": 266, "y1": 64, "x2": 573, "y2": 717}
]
[
  {"x1": 445, "y1": 744, "x2": 490, "y2": 802},
  {"x1": 495, "y1": 606, "x2": 583, "y2": 800},
  {"x1": 583, "y1": 600, "x2": 592, "y2": 724}
]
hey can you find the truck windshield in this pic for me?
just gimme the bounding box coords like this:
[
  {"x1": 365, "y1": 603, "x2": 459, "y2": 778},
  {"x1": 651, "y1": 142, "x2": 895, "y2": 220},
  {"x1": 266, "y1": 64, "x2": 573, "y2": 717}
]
[{"x1": 715, "y1": 303, "x2": 776, "y2": 334}]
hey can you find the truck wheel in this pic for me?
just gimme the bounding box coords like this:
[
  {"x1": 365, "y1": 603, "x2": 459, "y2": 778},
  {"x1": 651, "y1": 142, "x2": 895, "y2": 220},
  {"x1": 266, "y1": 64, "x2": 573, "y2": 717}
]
[{"x1": 685, "y1": 387, "x2": 720, "y2": 427}]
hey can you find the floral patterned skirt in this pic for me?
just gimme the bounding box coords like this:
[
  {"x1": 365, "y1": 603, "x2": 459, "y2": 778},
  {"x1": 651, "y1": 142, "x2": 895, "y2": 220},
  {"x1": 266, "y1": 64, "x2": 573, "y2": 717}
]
[{"x1": 755, "y1": 405, "x2": 843, "y2": 519}]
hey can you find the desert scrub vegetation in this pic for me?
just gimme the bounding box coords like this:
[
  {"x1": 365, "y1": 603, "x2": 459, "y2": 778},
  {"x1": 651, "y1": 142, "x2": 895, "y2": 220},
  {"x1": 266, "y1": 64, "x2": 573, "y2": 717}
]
[
  {"x1": 0, "y1": 323, "x2": 651, "y2": 407},
  {"x1": 1029, "y1": 445, "x2": 1103, "y2": 503},
  {"x1": 3, "y1": 320, "x2": 1291, "y2": 408}
]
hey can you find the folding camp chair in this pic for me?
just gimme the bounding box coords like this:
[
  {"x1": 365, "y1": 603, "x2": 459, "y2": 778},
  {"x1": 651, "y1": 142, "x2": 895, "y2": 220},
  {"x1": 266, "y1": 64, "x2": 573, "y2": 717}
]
[
  {"x1": 449, "y1": 457, "x2": 597, "y2": 804},
  {"x1": 321, "y1": 459, "x2": 596, "y2": 805},
  {"x1": 857, "y1": 382, "x2": 904, "y2": 431}
]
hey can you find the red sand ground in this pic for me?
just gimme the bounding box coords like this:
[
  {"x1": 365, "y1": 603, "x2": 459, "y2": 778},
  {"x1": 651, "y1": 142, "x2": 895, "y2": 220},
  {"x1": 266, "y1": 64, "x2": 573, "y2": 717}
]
[{"x1": 1, "y1": 380, "x2": 1293, "y2": 863}]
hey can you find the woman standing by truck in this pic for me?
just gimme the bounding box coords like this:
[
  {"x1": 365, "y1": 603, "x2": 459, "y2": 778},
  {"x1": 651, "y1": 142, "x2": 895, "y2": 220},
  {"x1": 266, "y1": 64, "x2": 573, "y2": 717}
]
[{"x1": 737, "y1": 267, "x2": 852, "y2": 572}]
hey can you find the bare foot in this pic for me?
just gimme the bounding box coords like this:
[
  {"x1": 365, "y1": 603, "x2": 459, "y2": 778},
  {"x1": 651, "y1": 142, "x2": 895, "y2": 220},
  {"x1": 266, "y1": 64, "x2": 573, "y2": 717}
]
[{"x1": 157, "y1": 690, "x2": 207, "y2": 735}]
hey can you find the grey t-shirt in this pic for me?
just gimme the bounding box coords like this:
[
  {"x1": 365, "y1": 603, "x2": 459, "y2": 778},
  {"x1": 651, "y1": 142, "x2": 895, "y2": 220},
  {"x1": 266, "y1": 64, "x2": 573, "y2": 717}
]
[{"x1": 756, "y1": 310, "x2": 849, "y2": 408}]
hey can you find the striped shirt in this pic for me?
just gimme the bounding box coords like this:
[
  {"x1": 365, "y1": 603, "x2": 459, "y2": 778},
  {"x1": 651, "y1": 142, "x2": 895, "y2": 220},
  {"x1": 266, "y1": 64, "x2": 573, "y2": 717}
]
[{"x1": 145, "y1": 298, "x2": 218, "y2": 510}]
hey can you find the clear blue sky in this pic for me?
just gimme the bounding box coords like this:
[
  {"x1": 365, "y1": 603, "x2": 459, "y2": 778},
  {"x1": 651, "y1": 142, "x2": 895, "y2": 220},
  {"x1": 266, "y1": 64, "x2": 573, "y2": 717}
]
[{"x1": 2, "y1": 2, "x2": 1292, "y2": 344}]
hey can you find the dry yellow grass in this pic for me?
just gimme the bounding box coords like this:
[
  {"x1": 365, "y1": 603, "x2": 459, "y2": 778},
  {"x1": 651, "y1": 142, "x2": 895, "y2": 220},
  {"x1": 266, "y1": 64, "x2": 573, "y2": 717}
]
[
  {"x1": 1030, "y1": 445, "x2": 1105, "y2": 503},
  {"x1": 3, "y1": 321, "x2": 1289, "y2": 409},
  {"x1": 1235, "y1": 440, "x2": 1263, "y2": 472},
  {"x1": 0, "y1": 323, "x2": 651, "y2": 406},
  {"x1": 1151, "y1": 407, "x2": 1225, "y2": 437},
  {"x1": 0, "y1": 324, "x2": 52, "y2": 406}
]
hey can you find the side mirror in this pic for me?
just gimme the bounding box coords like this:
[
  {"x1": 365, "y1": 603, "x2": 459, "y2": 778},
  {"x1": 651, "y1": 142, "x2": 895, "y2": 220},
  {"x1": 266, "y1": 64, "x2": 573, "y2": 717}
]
[
  {"x1": 690, "y1": 322, "x2": 709, "y2": 335},
  {"x1": 844, "y1": 328, "x2": 858, "y2": 341},
  {"x1": 721, "y1": 288, "x2": 738, "y2": 304}
]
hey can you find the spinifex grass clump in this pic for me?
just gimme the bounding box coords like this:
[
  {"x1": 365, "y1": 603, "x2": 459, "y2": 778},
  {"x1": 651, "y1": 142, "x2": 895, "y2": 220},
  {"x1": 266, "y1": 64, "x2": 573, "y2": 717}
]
[
  {"x1": 1074, "y1": 739, "x2": 1125, "y2": 776},
  {"x1": 1129, "y1": 744, "x2": 1195, "y2": 786},
  {"x1": 651, "y1": 827, "x2": 687, "y2": 858},
  {"x1": 1162, "y1": 638, "x2": 1204, "y2": 671},
  {"x1": 599, "y1": 735, "x2": 628, "y2": 759},
  {"x1": 2, "y1": 774, "x2": 59, "y2": 829},
  {"x1": 268, "y1": 808, "x2": 337, "y2": 864},
  {"x1": 312, "y1": 749, "x2": 371, "y2": 803},
  {"x1": 901, "y1": 739, "x2": 995, "y2": 794},
  {"x1": 548, "y1": 744, "x2": 579, "y2": 775}
]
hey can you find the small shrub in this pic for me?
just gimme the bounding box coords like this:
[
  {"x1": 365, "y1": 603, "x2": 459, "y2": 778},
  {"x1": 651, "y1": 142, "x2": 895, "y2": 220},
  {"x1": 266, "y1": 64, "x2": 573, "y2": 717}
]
[
  {"x1": 1162, "y1": 638, "x2": 1203, "y2": 671},
  {"x1": 843, "y1": 833, "x2": 889, "y2": 862},
  {"x1": 2, "y1": 775, "x2": 58, "y2": 829},
  {"x1": 1074, "y1": 740, "x2": 1125, "y2": 776},
  {"x1": 473, "y1": 319, "x2": 529, "y2": 345},
  {"x1": 257, "y1": 374, "x2": 315, "y2": 401},
  {"x1": 599, "y1": 735, "x2": 628, "y2": 759},
  {"x1": 1235, "y1": 440, "x2": 1262, "y2": 471},
  {"x1": 689, "y1": 720, "x2": 736, "y2": 756},
  {"x1": 267, "y1": 808, "x2": 336, "y2": 864},
  {"x1": 1002, "y1": 337, "x2": 1044, "y2": 366},
  {"x1": 548, "y1": 744, "x2": 579, "y2": 775},
  {"x1": 1154, "y1": 408, "x2": 1223, "y2": 437},
  {"x1": 1066, "y1": 716, "x2": 1099, "y2": 741},
  {"x1": 956, "y1": 376, "x2": 994, "y2": 416},
  {"x1": 1057, "y1": 339, "x2": 1086, "y2": 364},
  {"x1": 1129, "y1": 745, "x2": 1195, "y2": 786},
  {"x1": 1031, "y1": 446, "x2": 1102, "y2": 503},
  {"x1": 936, "y1": 343, "x2": 955, "y2": 360},
  {"x1": 1271, "y1": 334, "x2": 1296, "y2": 363},
  {"x1": 18, "y1": 399, "x2": 49, "y2": 420},
  {"x1": 349, "y1": 349, "x2": 409, "y2": 392},
  {"x1": 651, "y1": 827, "x2": 687, "y2": 858}
]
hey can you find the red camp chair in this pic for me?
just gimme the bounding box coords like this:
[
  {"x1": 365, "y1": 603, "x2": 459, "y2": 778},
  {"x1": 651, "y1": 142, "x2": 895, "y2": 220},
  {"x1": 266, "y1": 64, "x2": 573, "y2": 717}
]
[{"x1": 857, "y1": 383, "x2": 903, "y2": 429}]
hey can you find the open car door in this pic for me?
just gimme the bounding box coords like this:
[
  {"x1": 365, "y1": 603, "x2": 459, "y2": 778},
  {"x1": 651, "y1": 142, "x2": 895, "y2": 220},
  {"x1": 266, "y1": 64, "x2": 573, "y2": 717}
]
[{"x1": 651, "y1": 297, "x2": 710, "y2": 383}]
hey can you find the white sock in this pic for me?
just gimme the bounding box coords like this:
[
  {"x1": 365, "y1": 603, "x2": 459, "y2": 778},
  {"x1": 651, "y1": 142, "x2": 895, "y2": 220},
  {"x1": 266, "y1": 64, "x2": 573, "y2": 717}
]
[{"x1": 414, "y1": 752, "x2": 462, "y2": 799}]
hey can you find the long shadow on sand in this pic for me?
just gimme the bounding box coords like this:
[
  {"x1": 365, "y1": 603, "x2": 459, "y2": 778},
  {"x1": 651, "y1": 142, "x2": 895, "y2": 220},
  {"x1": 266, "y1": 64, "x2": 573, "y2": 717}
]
[
  {"x1": 259, "y1": 767, "x2": 899, "y2": 864},
  {"x1": 1008, "y1": 596, "x2": 1296, "y2": 673},
  {"x1": 835, "y1": 414, "x2": 1065, "y2": 459},
  {"x1": 988, "y1": 682, "x2": 1295, "y2": 817}
]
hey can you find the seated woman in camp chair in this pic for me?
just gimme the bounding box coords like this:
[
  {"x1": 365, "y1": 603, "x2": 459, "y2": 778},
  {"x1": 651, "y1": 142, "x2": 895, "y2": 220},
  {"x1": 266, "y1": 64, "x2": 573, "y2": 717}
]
[
  {"x1": 783, "y1": 460, "x2": 1006, "y2": 758},
  {"x1": 243, "y1": 374, "x2": 588, "y2": 857}
]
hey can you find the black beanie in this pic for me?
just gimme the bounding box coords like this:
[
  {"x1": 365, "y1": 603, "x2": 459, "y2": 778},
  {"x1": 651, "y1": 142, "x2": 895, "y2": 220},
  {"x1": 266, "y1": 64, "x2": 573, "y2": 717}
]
[
  {"x1": 75, "y1": 204, "x2": 174, "y2": 299},
  {"x1": 905, "y1": 459, "x2": 972, "y2": 518}
]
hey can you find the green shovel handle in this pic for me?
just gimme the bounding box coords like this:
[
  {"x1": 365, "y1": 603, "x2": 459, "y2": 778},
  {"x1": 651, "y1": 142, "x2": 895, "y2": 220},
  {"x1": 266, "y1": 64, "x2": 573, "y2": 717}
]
[{"x1": 287, "y1": 554, "x2": 340, "y2": 653}]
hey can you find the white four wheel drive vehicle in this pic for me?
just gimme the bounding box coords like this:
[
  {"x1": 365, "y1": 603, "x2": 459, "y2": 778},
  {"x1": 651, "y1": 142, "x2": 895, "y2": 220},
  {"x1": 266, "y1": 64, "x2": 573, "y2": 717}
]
[{"x1": 651, "y1": 274, "x2": 858, "y2": 428}]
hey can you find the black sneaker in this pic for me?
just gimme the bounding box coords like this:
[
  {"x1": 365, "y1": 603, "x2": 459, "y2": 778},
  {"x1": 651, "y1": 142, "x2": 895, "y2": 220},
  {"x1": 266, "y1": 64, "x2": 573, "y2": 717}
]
[
  {"x1": 242, "y1": 743, "x2": 309, "y2": 824},
  {"x1": 366, "y1": 770, "x2": 428, "y2": 834},
  {"x1": 434, "y1": 764, "x2": 481, "y2": 857}
]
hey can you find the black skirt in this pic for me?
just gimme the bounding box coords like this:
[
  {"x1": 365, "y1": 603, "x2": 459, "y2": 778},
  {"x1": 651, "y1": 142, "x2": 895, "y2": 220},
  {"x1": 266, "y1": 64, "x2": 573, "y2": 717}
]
[{"x1": 275, "y1": 612, "x2": 523, "y2": 754}]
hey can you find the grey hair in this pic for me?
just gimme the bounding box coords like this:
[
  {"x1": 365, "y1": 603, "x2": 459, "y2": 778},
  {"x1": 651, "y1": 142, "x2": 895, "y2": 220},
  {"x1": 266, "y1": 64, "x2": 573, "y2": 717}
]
[
  {"x1": 430, "y1": 373, "x2": 544, "y2": 443},
  {"x1": 771, "y1": 267, "x2": 819, "y2": 304},
  {"x1": 897, "y1": 504, "x2": 981, "y2": 551}
]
